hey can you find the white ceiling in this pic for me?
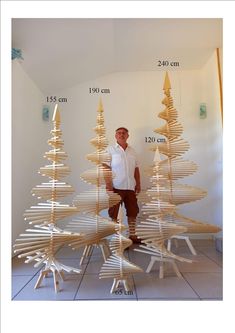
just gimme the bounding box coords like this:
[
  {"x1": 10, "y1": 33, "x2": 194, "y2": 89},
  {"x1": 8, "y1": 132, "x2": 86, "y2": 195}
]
[{"x1": 12, "y1": 18, "x2": 222, "y2": 94}]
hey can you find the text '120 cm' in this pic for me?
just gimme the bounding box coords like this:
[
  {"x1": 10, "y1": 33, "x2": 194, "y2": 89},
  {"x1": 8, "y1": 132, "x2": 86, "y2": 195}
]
[{"x1": 145, "y1": 137, "x2": 166, "y2": 143}]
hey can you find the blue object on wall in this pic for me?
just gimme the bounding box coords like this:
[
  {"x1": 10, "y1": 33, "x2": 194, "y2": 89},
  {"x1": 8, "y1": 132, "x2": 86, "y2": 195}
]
[
  {"x1": 12, "y1": 48, "x2": 24, "y2": 60},
  {"x1": 199, "y1": 103, "x2": 207, "y2": 119},
  {"x1": 42, "y1": 106, "x2": 50, "y2": 121}
]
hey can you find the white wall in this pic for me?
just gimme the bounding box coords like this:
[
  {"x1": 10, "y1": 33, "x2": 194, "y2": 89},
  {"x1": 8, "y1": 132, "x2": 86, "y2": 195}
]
[
  {"x1": 200, "y1": 51, "x2": 223, "y2": 232},
  {"x1": 12, "y1": 60, "x2": 49, "y2": 245},
  {"x1": 12, "y1": 55, "x2": 223, "y2": 248},
  {"x1": 173, "y1": 52, "x2": 223, "y2": 234}
]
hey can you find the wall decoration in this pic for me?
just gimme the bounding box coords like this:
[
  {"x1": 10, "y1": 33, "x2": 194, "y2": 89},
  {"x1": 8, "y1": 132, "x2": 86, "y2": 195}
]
[
  {"x1": 13, "y1": 105, "x2": 82, "y2": 292},
  {"x1": 12, "y1": 48, "x2": 23, "y2": 60},
  {"x1": 199, "y1": 103, "x2": 207, "y2": 119},
  {"x1": 42, "y1": 105, "x2": 50, "y2": 121}
]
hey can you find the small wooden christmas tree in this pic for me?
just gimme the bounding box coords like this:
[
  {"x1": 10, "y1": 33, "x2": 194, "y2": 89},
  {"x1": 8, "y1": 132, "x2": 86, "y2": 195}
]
[
  {"x1": 99, "y1": 205, "x2": 143, "y2": 293},
  {"x1": 136, "y1": 147, "x2": 192, "y2": 278}
]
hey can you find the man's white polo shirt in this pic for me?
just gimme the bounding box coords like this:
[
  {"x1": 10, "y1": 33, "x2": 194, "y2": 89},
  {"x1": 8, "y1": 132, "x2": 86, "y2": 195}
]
[{"x1": 105, "y1": 143, "x2": 138, "y2": 191}]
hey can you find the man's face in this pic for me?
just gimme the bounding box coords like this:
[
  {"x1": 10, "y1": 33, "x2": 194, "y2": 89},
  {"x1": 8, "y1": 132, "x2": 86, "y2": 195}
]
[{"x1": 115, "y1": 129, "x2": 129, "y2": 144}]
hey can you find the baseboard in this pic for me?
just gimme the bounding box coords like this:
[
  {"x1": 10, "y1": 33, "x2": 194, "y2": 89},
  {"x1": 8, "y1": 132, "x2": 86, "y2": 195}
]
[
  {"x1": 215, "y1": 237, "x2": 223, "y2": 253},
  {"x1": 183, "y1": 233, "x2": 215, "y2": 240}
]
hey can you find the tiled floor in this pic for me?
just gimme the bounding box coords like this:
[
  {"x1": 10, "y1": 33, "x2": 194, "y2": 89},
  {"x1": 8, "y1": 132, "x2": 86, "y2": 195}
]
[{"x1": 12, "y1": 239, "x2": 222, "y2": 301}]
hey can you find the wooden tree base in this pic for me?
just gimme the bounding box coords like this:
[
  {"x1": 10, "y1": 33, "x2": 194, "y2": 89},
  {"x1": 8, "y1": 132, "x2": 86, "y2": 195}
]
[
  {"x1": 33, "y1": 258, "x2": 81, "y2": 293},
  {"x1": 146, "y1": 255, "x2": 182, "y2": 279},
  {"x1": 110, "y1": 277, "x2": 132, "y2": 293},
  {"x1": 167, "y1": 235, "x2": 197, "y2": 255},
  {"x1": 80, "y1": 239, "x2": 111, "y2": 265},
  {"x1": 34, "y1": 269, "x2": 65, "y2": 293}
]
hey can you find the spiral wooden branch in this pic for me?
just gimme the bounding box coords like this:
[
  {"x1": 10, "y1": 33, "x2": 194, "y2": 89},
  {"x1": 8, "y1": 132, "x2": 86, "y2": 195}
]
[
  {"x1": 14, "y1": 225, "x2": 82, "y2": 269},
  {"x1": 73, "y1": 188, "x2": 120, "y2": 214},
  {"x1": 136, "y1": 218, "x2": 191, "y2": 263},
  {"x1": 145, "y1": 157, "x2": 198, "y2": 180},
  {"x1": 67, "y1": 215, "x2": 122, "y2": 248}
]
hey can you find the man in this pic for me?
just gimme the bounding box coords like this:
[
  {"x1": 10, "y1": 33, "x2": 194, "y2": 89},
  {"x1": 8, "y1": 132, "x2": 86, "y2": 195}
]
[{"x1": 104, "y1": 127, "x2": 141, "y2": 243}]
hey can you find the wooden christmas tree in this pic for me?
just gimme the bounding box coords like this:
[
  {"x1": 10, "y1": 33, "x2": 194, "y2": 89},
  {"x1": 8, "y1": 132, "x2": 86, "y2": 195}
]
[
  {"x1": 67, "y1": 99, "x2": 121, "y2": 264},
  {"x1": 67, "y1": 99, "x2": 142, "y2": 293},
  {"x1": 135, "y1": 147, "x2": 192, "y2": 278},
  {"x1": 99, "y1": 205, "x2": 143, "y2": 293},
  {"x1": 13, "y1": 105, "x2": 83, "y2": 292},
  {"x1": 154, "y1": 72, "x2": 221, "y2": 241},
  {"x1": 135, "y1": 72, "x2": 220, "y2": 276}
]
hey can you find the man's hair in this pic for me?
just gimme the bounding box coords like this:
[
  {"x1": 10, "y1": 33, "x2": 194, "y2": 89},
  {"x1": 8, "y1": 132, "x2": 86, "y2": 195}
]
[{"x1": 115, "y1": 127, "x2": 129, "y2": 133}]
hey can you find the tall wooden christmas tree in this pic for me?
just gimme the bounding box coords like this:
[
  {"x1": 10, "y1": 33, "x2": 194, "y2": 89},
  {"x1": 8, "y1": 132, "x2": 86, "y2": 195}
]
[
  {"x1": 135, "y1": 72, "x2": 220, "y2": 276},
  {"x1": 154, "y1": 72, "x2": 220, "y2": 240}
]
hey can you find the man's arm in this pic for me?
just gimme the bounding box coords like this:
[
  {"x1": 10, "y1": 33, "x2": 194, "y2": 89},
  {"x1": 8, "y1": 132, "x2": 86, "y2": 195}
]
[{"x1": 134, "y1": 167, "x2": 141, "y2": 194}]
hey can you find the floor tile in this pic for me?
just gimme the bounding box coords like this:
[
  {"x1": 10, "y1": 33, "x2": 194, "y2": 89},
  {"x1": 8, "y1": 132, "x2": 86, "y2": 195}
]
[
  {"x1": 198, "y1": 247, "x2": 222, "y2": 266},
  {"x1": 56, "y1": 246, "x2": 108, "y2": 263},
  {"x1": 191, "y1": 239, "x2": 215, "y2": 248},
  {"x1": 128, "y1": 248, "x2": 152, "y2": 272},
  {"x1": 54, "y1": 257, "x2": 88, "y2": 275},
  {"x1": 12, "y1": 238, "x2": 223, "y2": 301},
  {"x1": 133, "y1": 272, "x2": 199, "y2": 300},
  {"x1": 183, "y1": 272, "x2": 223, "y2": 300},
  {"x1": 13, "y1": 273, "x2": 83, "y2": 300},
  {"x1": 55, "y1": 245, "x2": 84, "y2": 259},
  {"x1": 169, "y1": 239, "x2": 215, "y2": 255},
  {"x1": 75, "y1": 274, "x2": 137, "y2": 300},
  {"x1": 12, "y1": 275, "x2": 35, "y2": 299},
  {"x1": 12, "y1": 256, "x2": 42, "y2": 276},
  {"x1": 177, "y1": 254, "x2": 222, "y2": 273}
]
